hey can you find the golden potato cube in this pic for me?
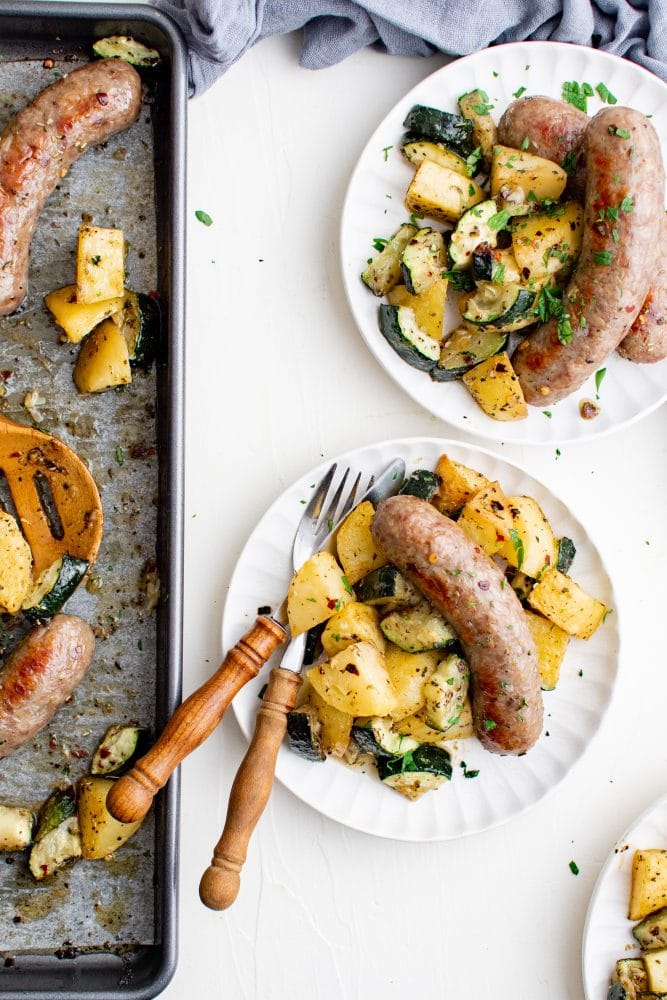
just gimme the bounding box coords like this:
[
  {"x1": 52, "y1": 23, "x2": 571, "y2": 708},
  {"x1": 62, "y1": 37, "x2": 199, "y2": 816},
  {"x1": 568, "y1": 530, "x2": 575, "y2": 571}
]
[
  {"x1": 321, "y1": 601, "x2": 385, "y2": 657},
  {"x1": 502, "y1": 495, "x2": 558, "y2": 578},
  {"x1": 433, "y1": 454, "x2": 490, "y2": 515},
  {"x1": 307, "y1": 688, "x2": 353, "y2": 757},
  {"x1": 387, "y1": 274, "x2": 448, "y2": 341},
  {"x1": 78, "y1": 777, "x2": 142, "y2": 860},
  {"x1": 524, "y1": 610, "x2": 570, "y2": 690},
  {"x1": 462, "y1": 351, "x2": 528, "y2": 421},
  {"x1": 307, "y1": 641, "x2": 397, "y2": 717},
  {"x1": 629, "y1": 850, "x2": 667, "y2": 920},
  {"x1": 490, "y1": 145, "x2": 568, "y2": 202},
  {"x1": 76, "y1": 226, "x2": 125, "y2": 303},
  {"x1": 385, "y1": 646, "x2": 440, "y2": 721},
  {"x1": 0, "y1": 511, "x2": 33, "y2": 614},
  {"x1": 644, "y1": 948, "x2": 667, "y2": 991},
  {"x1": 335, "y1": 501, "x2": 387, "y2": 585},
  {"x1": 395, "y1": 698, "x2": 474, "y2": 744},
  {"x1": 457, "y1": 481, "x2": 515, "y2": 557},
  {"x1": 512, "y1": 202, "x2": 583, "y2": 281},
  {"x1": 527, "y1": 568, "x2": 608, "y2": 639},
  {"x1": 44, "y1": 285, "x2": 124, "y2": 344},
  {"x1": 73, "y1": 318, "x2": 132, "y2": 393},
  {"x1": 405, "y1": 160, "x2": 485, "y2": 224},
  {"x1": 287, "y1": 550, "x2": 353, "y2": 636}
]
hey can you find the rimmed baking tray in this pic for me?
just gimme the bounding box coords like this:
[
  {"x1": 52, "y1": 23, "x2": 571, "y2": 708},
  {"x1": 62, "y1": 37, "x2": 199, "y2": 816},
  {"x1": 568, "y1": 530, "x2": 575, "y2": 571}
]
[{"x1": 0, "y1": 4, "x2": 186, "y2": 997}]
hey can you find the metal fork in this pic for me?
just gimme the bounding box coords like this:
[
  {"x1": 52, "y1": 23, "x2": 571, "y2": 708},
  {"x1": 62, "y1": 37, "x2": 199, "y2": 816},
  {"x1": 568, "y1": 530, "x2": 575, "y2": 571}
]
[{"x1": 106, "y1": 458, "x2": 402, "y2": 827}]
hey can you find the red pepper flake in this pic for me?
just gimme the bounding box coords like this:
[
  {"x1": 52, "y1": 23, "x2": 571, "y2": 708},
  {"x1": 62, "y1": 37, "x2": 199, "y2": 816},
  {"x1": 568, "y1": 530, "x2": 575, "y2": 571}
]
[
  {"x1": 96, "y1": 92, "x2": 109, "y2": 106},
  {"x1": 344, "y1": 664, "x2": 360, "y2": 675},
  {"x1": 99, "y1": 747, "x2": 111, "y2": 759},
  {"x1": 496, "y1": 532, "x2": 505, "y2": 542},
  {"x1": 71, "y1": 747, "x2": 88, "y2": 759},
  {"x1": 1, "y1": 370, "x2": 13, "y2": 380},
  {"x1": 326, "y1": 598, "x2": 337, "y2": 610}
]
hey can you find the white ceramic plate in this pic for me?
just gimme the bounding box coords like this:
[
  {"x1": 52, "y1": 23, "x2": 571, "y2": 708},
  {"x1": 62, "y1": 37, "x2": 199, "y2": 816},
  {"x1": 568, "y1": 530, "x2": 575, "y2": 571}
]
[
  {"x1": 225, "y1": 437, "x2": 620, "y2": 841},
  {"x1": 583, "y1": 793, "x2": 667, "y2": 998},
  {"x1": 340, "y1": 42, "x2": 667, "y2": 445}
]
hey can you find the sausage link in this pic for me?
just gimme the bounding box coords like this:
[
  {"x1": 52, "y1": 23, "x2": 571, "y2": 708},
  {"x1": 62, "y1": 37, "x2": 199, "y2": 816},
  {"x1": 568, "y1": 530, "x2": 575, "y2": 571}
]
[
  {"x1": 500, "y1": 97, "x2": 667, "y2": 364},
  {"x1": 372, "y1": 495, "x2": 542, "y2": 756},
  {"x1": 0, "y1": 59, "x2": 141, "y2": 316},
  {"x1": 513, "y1": 107, "x2": 665, "y2": 403},
  {"x1": 0, "y1": 615, "x2": 95, "y2": 759}
]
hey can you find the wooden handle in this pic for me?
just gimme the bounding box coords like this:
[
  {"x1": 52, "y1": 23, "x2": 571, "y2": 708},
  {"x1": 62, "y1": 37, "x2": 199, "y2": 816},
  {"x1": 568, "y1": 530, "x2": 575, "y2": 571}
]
[
  {"x1": 106, "y1": 616, "x2": 285, "y2": 824},
  {"x1": 199, "y1": 666, "x2": 302, "y2": 910}
]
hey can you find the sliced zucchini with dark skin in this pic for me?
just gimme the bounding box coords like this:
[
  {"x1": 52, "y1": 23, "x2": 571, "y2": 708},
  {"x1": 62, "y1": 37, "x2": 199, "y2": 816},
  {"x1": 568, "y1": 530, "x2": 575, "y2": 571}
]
[
  {"x1": 557, "y1": 537, "x2": 576, "y2": 574},
  {"x1": 458, "y1": 90, "x2": 498, "y2": 167},
  {"x1": 22, "y1": 553, "x2": 89, "y2": 621},
  {"x1": 402, "y1": 105, "x2": 474, "y2": 159},
  {"x1": 0, "y1": 804, "x2": 35, "y2": 852},
  {"x1": 29, "y1": 786, "x2": 81, "y2": 880},
  {"x1": 286, "y1": 706, "x2": 325, "y2": 762},
  {"x1": 471, "y1": 244, "x2": 522, "y2": 284},
  {"x1": 356, "y1": 565, "x2": 421, "y2": 611},
  {"x1": 462, "y1": 282, "x2": 535, "y2": 329},
  {"x1": 422, "y1": 653, "x2": 470, "y2": 731},
  {"x1": 431, "y1": 325, "x2": 507, "y2": 382},
  {"x1": 400, "y1": 228, "x2": 446, "y2": 295},
  {"x1": 378, "y1": 304, "x2": 440, "y2": 373},
  {"x1": 612, "y1": 959, "x2": 648, "y2": 995},
  {"x1": 449, "y1": 200, "x2": 501, "y2": 271},
  {"x1": 401, "y1": 141, "x2": 468, "y2": 176},
  {"x1": 634, "y1": 908, "x2": 667, "y2": 951},
  {"x1": 111, "y1": 291, "x2": 160, "y2": 369},
  {"x1": 92, "y1": 35, "x2": 161, "y2": 67},
  {"x1": 380, "y1": 602, "x2": 456, "y2": 653},
  {"x1": 607, "y1": 986, "x2": 629, "y2": 1000},
  {"x1": 398, "y1": 470, "x2": 441, "y2": 501},
  {"x1": 90, "y1": 724, "x2": 148, "y2": 776},
  {"x1": 361, "y1": 224, "x2": 417, "y2": 296},
  {"x1": 352, "y1": 718, "x2": 419, "y2": 757},
  {"x1": 377, "y1": 744, "x2": 453, "y2": 800}
]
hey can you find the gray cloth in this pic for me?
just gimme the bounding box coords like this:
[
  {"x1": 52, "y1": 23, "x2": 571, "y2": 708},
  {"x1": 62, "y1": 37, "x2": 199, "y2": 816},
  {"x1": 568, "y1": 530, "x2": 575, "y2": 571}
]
[{"x1": 156, "y1": 0, "x2": 667, "y2": 96}]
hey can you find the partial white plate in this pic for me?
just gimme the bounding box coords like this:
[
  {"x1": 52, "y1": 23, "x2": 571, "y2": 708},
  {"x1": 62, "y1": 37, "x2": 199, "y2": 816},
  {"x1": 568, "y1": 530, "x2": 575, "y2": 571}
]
[
  {"x1": 583, "y1": 793, "x2": 667, "y2": 999},
  {"x1": 340, "y1": 41, "x2": 667, "y2": 445},
  {"x1": 224, "y1": 437, "x2": 620, "y2": 842}
]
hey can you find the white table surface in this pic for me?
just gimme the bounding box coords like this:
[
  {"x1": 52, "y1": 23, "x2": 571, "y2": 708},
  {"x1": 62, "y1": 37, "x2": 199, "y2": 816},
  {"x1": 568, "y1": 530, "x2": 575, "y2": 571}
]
[{"x1": 153, "y1": 31, "x2": 667, "y2": 1000}]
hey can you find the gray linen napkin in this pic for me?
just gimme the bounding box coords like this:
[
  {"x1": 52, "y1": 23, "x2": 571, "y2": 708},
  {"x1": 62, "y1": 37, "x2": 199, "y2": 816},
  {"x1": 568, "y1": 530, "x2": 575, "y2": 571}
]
[{"x1": 156, "y1": 0, "x2": 667, "y2": 96}]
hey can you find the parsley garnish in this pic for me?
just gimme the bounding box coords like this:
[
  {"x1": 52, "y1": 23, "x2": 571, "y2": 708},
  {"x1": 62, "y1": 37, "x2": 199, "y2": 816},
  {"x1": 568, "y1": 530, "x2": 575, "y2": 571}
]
[
  {"x1": 615, "y1": 127, "x2": 631, "y2": 139},
  {"x1": 562, "y1": 150, "x2": 578, "y2": 176},
  {"x1": 341, "y1": 575, "x2": 354, "y2": 596},
  {"x1": 465, "y1": 146, "x2": 483, "y2": 177},
  {"x1": 382, "y1": 144, "x2": 393, "y2": 161},
  {"x1": 372, "y1": 237, "x2": 389, "y2": 253},
  {"x1": 195, "y1": 209, "x2": 213, "y2": 226},
  {"x1": 114, "y1": 445, "x2": 124, "y2": 466},
  {"x1": 442, "y1": 268, "x2": 475, "y2": 292},
  {"x1": 569, "y1": 860, "x2": 580, "y2": 876},
  {"x1": 488, "y1": 210, "x2": 511, "y2": 231},
  {"x1": 460, "y1": 762, "x2": 480, "y2": 778},
  {"x1": 595, "y1": 367, "x2": 606, "y2": 398},
  {"x1": 602, "y1": 607, "x2": 613, "y2": 624},
  {"x1": 620, "y1": 196, "x2": 634, "y2": 213},
  {"x1": 513, "y1": 86, "x2": 527, "y2": 99},
  {"x1": 596, "y1": 82, "x2": 617, "y2": 104},
  {"x1": 492, "y1": 262, "x2": 505, "y2": 285},
  {"x1": 534, "y1": 284, "x2": 564, "y2": 323},
  {"x1": 543, "y1": 410, "x2": 552, "y2": 418},
  {"x1": 483, "y1": 719, "x2": 497, "y2": 731},
  {"x1": 562, "y1": 80, "x2": 593, "y2": 112},
  {"x1": 594, "y1": 251, "x2": 613, "y2": 265},
  {"x1": 471, "y1": 92, "x2": 494, "y2": 115},
  {"x1": 557, "y1": 313, "x2": 573, "y2": 344},
  {"x1": 509, "y1": 528, "x2": 525, "y2": 569},
  {"x1": 468, "y1": 182, "x2": 476, "y2": 196},
  {"x1": 521, "y1": 136, "x2": 530, "y2": 150},
  {"x1": 90, "y1": 254, "x2": 101, "y2": 266}
]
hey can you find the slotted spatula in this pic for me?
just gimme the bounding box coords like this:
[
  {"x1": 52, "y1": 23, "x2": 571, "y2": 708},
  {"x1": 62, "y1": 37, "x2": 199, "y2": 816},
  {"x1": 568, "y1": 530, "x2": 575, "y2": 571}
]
[{"x1": 0, "y1": 415, "x2": 103, "y2": 577}]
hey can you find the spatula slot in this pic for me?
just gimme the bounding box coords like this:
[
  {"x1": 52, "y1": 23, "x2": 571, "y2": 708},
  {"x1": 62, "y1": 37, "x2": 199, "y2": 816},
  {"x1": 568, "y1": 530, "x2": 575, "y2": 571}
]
[
  {"x1": 0, "y1": 467, "x2": 21, "y2": 523},
  {"x1": 33, "y1": 471, "x2": 64, "y2": 540}
]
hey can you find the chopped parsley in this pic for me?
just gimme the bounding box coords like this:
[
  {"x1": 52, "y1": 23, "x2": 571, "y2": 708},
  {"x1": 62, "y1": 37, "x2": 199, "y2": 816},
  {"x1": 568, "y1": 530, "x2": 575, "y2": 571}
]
[
  {"x1": 90, "y1": 254, "x2": 101, "y2": 266},
  {"x1": 614, "y1": 127, "x2": 631, "y2": 139},
  {"x1": 465, "y1": 146, "x2": 483, "y2": 177},
  {"x1": 483, "y1": 719, "x2": 497, "y2": 732},
  {"x1": 557, "y1": 313, "x2": 573, "y2": 344},
  {"x1": 460, "y1": 761, "x2": 480, "y2": 778},
  {"x1": 562, "y1": 150, "x2": 578, "y2": 176},
  {"x1": 521, "y1": 136, "x2": 530, "y2": 150},
  {"x1": 595, "y1": 368, "x2": 607, "y2": 396},
  {"x1": 594, "y1": 250, "x2": 613, "y2": 265},
  {"x1": 602, "y1": 607, "x2": 613, "y2": 624},
  {"x1": 562, "y1": 80, "x2": 593, "y2": 112},
  {"x1": 114, "y1": 445, "x2": 124, "y2": 466},
  {"x1": 596, "y1": 82, "x2": 617, "y2": 104},
  {"x1": 341, "y1": 575, "x2": 354, "y2": 596},
  {"x1": 620, "y1": 196, "x2": 634, "y2": 213},
  {"x1": 534, "y1": 284, "x2": 564, "y2": 323},
  {"x1": 382, "y1": 144, "x2": 393, "y2": 161},
  {"x1": 488, "y1": 209, "x2": 511, "y2": 231},
  {"x1": 509, "y1": 528, "x2": 525, "y2": 569},
  {"x1": 442, "y1": 268, "x2": 475, "y2": 292},
  {"x1": 468, "y1": 182, "x2": 476, "y2": 196},
  {"x1": 492, "y1": 262, "x2": 505, "y2": 285},
  {"x1": 513, "y1": 85, "x2": 527, "y2": 99},
  {"x1": 195, "y1": 209, "x2": 213, "y2": 226},
  {"x1": 372, "y1": 236, "x2": 389, "y2": 253},
  {"x1": 542, "y1": 410, "x2": 552, "y2": 418},
  {"x1": 471, "y1": 92, "x2": 494, "y2": 115},
  {"x1": 569, "y1": 860, "x2": 580, "y2": 876}
]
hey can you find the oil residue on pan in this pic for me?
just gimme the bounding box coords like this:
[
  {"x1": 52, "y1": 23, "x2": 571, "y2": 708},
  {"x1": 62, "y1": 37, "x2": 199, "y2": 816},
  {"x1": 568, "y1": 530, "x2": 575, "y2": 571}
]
[{"x1": 0, "y1": 57, "x2": 159, "y2": 953}]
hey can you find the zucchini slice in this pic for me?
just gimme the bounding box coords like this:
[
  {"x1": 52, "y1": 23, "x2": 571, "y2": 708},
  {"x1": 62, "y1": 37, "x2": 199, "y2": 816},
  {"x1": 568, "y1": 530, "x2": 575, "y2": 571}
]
[
  {"x1": 401, "y1": 141, "x2": 468, "y2": 176},
  {"x1": 356, "y1": 565, "x2": 421, "y2": 611},
  {"x1": 29, "y1": 786, "x2": 81, "y2": 880},
  {"x1": 286, "y1": 706, "x2": 326, "y2": 762},
  {"x1": 0, "y1": 804, "x2": 35, "y2": 852},
  {"x1": 462, "y1": 282, "x2": 535, "y2": 329},
  {"x1": 352, "y1": 718, "x2": 419, "y2": 757},
  {"x1": 92, "y1": 35, "x2": 161, "y2": 67},
  {"x1": 403, "y1": 105, "x2": 474, "y2": 159},
  {"x1": 400, "y1": 228, "x2": 446, "y2": 295},
  {"x1": 22, "y1": 553, "x2": 89, "y2": 621},
  {"x1": 422, "y1": 653, "x2": 470, "y2": 731},
  {"x1": 90, "y1": 724, "x2": 147, "y2": 776},
  {"x1": 556, "y1": 537, "x2": 576, "y2": 574},
  {"x1": 380, "y1": 602, "x2": 456, "y2": 653},
  {"x1": 634, "y1": 907, "x2": 667, "y2": 950},
  {"x1": 377, "y1": 745, "x2": 453, "y2": 800},
  {"x1": 458, "y1": 90, "x2": 498, "y2": 167},
  {"x1": 432, "y1": 325, "x2": 507, "y2": 382},
  {"x1": 378, "y1": 304, "x2": 440, "y2": 372},
  {"x1": 361, "y1": 224, "x2": 418, "y2": 297},
  {"x1": 34, "y1": 786, "x2": 76, "y2": 842},
  {"x1": 449, "y1": 200, "x2": 502, "y2": 271},
  {"x1": 398, "y1": 469, "x2": 441, "y2": 501},
  {"x1": 111, "y1": 291, "x2": 160, "y2": 369}
]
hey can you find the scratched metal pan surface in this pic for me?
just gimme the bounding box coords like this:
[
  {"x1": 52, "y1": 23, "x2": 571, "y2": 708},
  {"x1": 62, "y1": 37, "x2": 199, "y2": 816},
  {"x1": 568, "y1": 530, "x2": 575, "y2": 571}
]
[{"x1": 0, "y1": 5, "x2": 185, "y2": 998}]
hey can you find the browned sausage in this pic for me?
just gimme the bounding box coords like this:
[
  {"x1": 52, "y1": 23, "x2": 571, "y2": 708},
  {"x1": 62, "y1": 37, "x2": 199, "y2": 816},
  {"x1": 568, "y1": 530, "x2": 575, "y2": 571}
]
[
  {"x1": 513, "y1": 107, "x2": 665, "y2": 404},
  {"x1": 0, "y1": 615, "x2": 95, "y2": 759},
  {"x1": 371, "y1": 496, "x2": 542, "y2": 756},
  {"x1": 499, "y1": 96, "x2": 667, "y2": 364},
  {"x1": 0, "y1": 60, "x2": 142, "y2": 316}
]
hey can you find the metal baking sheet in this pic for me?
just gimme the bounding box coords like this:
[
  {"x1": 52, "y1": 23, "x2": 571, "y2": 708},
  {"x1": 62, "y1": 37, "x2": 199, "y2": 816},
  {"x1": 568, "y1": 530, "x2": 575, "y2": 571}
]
[{"x1": 0, "y1": 5, "x2": 186, "y2": 997}]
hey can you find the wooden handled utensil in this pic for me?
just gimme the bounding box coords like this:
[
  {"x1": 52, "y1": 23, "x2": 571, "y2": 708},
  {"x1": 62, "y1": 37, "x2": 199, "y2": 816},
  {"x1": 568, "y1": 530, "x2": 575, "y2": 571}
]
[
  {"x1": 106, "y1": 615, "x2": 286, "y2": 824},
  {"x1": 0, "y1": 416, "x2": 103, "y2": 575}
]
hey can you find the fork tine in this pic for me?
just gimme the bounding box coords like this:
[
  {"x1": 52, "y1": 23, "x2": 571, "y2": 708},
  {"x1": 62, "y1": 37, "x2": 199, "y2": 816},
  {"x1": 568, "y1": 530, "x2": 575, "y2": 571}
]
[
  {"x1": 303, "y1": 462, "x2": 336, "y2": 521},
  {"x1": 335, "y1": 470, "x2": 363, "y2": 525},
  {"x1": 318, "y1": 467, "x2": 350, "y2": 533}
]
